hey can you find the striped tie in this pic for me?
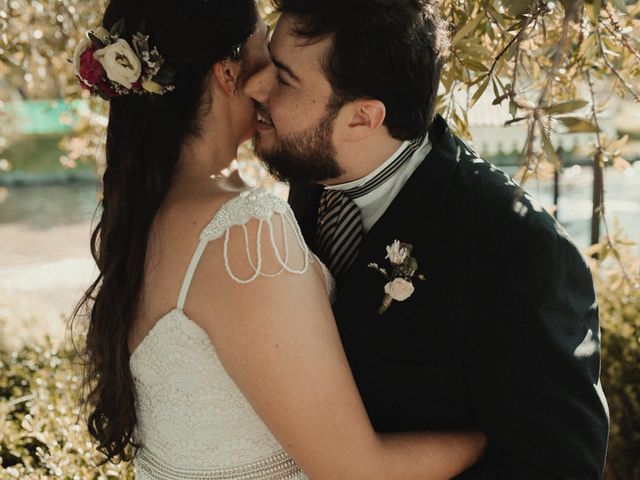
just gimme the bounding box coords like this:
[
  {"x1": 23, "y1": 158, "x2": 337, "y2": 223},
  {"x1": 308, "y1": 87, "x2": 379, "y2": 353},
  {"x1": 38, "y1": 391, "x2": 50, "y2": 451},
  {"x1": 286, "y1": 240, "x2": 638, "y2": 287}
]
[
  {"x1": 316, "y1": 190, "x2": 363, "y2": 278},
  {"x1": 316, "y1": 135, "x2": 425, "y2": 278}
]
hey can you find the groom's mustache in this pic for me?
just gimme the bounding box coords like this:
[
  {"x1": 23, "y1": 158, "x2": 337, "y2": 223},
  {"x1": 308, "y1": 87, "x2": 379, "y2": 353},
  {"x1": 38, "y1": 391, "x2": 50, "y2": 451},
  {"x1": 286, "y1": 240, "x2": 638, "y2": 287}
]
[{"x1": 254, "y1": 101, "x2": 273, "y2": 124}]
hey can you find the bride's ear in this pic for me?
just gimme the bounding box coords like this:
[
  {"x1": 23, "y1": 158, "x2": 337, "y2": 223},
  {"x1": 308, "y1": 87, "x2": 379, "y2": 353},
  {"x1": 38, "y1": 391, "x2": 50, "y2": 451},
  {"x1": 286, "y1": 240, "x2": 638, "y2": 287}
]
[{"x1": 212, "y1": 60, "x2": 242, "y2": 96}]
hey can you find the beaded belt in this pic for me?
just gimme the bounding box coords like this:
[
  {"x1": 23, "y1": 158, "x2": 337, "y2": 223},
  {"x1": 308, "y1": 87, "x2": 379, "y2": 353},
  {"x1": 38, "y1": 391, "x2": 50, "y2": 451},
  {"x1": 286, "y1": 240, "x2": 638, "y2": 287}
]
[{"x1": 135, "y1": 448, "x2": 304, "y2": 480}]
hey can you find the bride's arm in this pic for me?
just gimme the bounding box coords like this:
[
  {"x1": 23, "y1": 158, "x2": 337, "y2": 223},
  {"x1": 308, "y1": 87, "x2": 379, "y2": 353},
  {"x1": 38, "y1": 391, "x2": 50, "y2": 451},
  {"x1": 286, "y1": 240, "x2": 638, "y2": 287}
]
[{"x1": 195, "y1": 212, "x2": 485, "y2": 479}]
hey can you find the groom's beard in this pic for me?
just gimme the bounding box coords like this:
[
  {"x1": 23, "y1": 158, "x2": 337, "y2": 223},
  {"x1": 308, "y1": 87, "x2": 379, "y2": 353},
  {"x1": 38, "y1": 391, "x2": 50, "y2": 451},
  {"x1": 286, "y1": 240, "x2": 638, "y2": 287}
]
[{"x1": 253, "y1": 109, "x2": 345, "y2": 184}]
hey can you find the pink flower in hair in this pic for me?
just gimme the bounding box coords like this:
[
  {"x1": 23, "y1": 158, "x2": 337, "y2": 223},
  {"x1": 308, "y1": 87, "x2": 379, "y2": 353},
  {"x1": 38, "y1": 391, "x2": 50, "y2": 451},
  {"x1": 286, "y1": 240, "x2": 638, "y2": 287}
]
[{"x1": 79, "y1": 44, "x2": 106, "y2": 86}]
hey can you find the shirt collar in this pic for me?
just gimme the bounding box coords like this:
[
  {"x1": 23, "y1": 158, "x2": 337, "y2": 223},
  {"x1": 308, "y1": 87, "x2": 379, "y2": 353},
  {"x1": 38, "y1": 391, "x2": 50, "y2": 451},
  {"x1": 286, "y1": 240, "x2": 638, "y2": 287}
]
[{"x1": 325, "y1": 136, "x2": 424, "y2": 192}]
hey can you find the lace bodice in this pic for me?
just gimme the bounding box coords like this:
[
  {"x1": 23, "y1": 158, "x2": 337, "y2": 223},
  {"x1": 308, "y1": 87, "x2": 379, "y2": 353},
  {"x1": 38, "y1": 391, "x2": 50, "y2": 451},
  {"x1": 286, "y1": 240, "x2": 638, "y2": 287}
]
[{"x1": 130, "y1": 189, "x2": 333, "y2": 479}]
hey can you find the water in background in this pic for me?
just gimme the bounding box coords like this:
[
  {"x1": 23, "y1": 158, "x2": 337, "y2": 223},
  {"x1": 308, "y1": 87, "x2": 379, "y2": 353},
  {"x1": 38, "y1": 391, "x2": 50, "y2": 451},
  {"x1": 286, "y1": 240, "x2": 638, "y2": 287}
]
[
  {"x1": 0, "y1": 182, "x2": 99, "y2": 229},
  {"x1": 2, "y1": 163, "x2": 640, "y2": 248},
  {"x1": 505, "y1": 163, "x2": 640, "y2": 247}
]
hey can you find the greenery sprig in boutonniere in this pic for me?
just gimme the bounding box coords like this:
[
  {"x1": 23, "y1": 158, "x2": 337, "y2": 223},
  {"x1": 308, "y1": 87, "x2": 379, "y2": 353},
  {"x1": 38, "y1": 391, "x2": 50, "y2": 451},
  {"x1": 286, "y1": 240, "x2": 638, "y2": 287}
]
[{"x1": 368, "y1": 240, "x2": 426, "y2": 314}]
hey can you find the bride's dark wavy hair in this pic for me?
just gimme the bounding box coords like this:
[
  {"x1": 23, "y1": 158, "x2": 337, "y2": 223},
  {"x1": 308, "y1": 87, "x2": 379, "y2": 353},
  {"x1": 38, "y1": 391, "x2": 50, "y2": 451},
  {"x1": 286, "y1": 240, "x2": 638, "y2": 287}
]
[{"x1": 72, "y1": 0, "x2": 257, "y2": 463}]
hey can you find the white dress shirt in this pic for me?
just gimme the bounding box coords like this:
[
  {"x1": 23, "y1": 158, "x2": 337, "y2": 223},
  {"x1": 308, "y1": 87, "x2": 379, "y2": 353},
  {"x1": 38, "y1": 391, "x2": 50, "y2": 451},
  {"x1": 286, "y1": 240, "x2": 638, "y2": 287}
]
[{"x1": 324, "y1": 134, "x2": 431, "y2": 233}]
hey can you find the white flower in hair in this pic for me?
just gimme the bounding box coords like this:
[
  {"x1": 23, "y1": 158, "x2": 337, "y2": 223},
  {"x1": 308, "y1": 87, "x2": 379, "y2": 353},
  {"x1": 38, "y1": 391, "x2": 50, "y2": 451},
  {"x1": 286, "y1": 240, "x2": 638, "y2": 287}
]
[{"x1": 94, "y1": 38, "x2": 142, "y2": 89}]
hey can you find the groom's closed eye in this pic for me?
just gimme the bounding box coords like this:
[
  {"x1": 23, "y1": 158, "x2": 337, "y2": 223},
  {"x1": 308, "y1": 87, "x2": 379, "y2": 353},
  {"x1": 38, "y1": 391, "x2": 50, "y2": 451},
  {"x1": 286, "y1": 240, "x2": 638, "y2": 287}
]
[
  {"x1": 275, "y1": 71, "x2": 290, "y2": 87},
  {"x1": 268, "y1": 45, "x2": 300, "y2": 85}
]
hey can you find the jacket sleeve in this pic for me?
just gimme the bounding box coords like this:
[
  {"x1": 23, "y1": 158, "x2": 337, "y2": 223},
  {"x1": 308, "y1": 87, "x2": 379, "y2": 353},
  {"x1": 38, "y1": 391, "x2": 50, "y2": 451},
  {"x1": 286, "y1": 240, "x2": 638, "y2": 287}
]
[{"x1": 461, "y1": 227, "x2": 609, "y2": 479}]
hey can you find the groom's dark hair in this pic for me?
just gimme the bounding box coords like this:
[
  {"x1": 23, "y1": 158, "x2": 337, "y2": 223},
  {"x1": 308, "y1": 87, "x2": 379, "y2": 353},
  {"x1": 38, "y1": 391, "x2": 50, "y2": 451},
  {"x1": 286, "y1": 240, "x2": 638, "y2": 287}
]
[{"x1": 273, "y1": 0, "x2": 449, "y2": 140}]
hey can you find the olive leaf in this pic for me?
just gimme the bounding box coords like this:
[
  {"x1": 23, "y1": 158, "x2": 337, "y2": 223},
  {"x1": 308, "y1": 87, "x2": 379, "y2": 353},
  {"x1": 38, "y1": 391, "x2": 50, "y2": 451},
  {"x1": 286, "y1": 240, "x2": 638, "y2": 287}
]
[
  {"x1": 540, "y1": 126, "x2": 562, "y2": 170},
  {"x1": 87, "y1": 31, "x2": 105, "y2": 47},
  {"x1": 452, "y1": 15, "x2": 483, "y2": 47},
  {"x1": 557, "y1": 116, "x2": 600, "y2": 133},
  {"x1": 543, "y1": 100, "x2": 588, "y2": 115},
  {"x1": 152, "y1": 65, "x2": 176, "y2": 86},
  {"x1": 470, "y1": 75, "x2": 490, "y2": 108}
]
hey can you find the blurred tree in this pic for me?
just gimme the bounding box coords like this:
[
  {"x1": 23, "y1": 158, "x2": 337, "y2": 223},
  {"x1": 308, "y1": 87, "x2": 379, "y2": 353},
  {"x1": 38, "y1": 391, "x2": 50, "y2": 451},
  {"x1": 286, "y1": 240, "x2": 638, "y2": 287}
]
[
  {"x1": 1, "y1": 1, "x2": 637, "y2": 160},
  {"x1": 0, "y1": 0, "x2": 638, "y2": 243}
]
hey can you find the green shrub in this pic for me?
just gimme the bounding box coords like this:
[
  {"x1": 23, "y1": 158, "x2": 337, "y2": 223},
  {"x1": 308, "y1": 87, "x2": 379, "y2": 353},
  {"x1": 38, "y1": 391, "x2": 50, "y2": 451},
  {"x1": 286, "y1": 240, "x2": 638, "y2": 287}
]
[
  {"x1": 593, "y1": 245, "x2": 640, "y2": 480},
  {"x1": 0, "y1": 340, "x2": 134, "y2": 479}
]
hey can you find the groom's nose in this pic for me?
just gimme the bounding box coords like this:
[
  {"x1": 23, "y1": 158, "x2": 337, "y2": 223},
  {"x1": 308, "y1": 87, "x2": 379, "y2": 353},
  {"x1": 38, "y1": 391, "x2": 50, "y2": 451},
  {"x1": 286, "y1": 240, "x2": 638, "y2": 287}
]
[{"x1": 243, "y1": 62, "x2": 275, "y2": 105}]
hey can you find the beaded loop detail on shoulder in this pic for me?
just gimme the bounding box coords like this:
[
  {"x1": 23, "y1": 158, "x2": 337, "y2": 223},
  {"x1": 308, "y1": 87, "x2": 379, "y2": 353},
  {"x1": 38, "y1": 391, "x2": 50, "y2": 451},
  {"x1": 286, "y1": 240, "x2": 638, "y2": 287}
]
[
  {"x1": 200, "y1": 190, "x2": 290, "y2": 241},
  {"x1": 200, "y1": 189, "x2": 313, "y2": 284}
]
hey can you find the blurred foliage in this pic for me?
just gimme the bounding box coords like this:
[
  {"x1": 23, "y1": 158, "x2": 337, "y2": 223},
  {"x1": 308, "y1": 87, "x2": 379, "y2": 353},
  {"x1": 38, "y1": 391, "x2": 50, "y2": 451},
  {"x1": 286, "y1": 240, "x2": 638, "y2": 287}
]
[
  {"x1": 0, "y1": 340, "x2": 134, "y2": 478},
  {"x1": 442, "y1": 0, "x2": 639, "y2": 150},
  {"x1": 0, "y1": 0, "x2": 108, "y2": 99},
  {"x1": 589, "y1": 229, "x2": 640, "y2": 480},
  {"x1": 0, "y1": 0, "x2": 637, "y2": 173}
]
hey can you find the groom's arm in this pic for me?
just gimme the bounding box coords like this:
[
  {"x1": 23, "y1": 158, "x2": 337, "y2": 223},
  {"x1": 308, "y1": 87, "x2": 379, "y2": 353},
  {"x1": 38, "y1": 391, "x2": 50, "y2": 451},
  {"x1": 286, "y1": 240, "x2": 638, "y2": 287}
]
[{"x1": 462, "y1": 226, "x2": 609, "y2": 479}]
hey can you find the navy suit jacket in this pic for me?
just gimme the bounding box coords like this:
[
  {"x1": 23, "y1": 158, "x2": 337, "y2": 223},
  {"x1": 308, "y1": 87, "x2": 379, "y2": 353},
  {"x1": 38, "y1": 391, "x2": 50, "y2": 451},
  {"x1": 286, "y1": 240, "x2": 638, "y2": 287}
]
[{"x1": 288, "y1": 115, "x2": 609, "y2": 479}]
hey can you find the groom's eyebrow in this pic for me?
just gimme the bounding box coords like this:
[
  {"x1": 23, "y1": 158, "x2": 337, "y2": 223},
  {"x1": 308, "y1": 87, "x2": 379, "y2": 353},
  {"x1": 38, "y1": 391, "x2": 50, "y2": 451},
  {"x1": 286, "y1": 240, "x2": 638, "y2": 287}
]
[{"x1": 268, "y1": 45, "x2": 301, "y2": 83}]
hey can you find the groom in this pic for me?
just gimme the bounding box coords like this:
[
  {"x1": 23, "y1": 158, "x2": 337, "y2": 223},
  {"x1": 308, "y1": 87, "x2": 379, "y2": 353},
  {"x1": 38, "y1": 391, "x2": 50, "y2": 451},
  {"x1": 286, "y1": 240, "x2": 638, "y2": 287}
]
[{"x1": 245, "y1": 0, "x2": 609, "y2": 478}]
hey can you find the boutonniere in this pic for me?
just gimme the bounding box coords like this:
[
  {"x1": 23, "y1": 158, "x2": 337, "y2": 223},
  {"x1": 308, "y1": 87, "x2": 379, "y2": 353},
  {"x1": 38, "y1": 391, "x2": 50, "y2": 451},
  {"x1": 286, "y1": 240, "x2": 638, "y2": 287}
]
[{"x1": 368, "y1": 240, "x2": 426, "y2": 314}]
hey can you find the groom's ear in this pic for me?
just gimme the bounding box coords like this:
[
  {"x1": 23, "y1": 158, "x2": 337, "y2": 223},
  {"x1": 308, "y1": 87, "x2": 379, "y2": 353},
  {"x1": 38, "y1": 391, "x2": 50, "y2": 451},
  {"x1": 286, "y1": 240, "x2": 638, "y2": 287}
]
[
  {"x1": 342, "y1": 100, "x2": 387, "y2": 141},
  {"x1": 212, "y1": 60, "x2": 242, "y2": 96}
]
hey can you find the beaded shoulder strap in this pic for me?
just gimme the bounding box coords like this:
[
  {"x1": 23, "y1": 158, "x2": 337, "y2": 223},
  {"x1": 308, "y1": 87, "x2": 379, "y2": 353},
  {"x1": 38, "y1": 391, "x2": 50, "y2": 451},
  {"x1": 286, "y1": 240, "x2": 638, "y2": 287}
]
[{"x1": 176, "y1": 189, "x2": 312, "y2": 309}]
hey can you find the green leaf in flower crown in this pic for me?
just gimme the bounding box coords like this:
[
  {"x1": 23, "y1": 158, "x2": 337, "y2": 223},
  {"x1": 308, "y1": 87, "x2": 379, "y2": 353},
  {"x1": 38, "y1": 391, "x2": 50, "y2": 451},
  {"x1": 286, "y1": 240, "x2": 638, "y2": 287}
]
[
  {"x1": 110, "y1": 19, "x2": 126, "y2": 38},
  {"x1": 152, "y1": 66, "x2": 176, "y2": 86},
  {"x1": 132, "y1": 32, "x2": 150, "y2": 59},
  {"x1": 87, "y1": 32, "x2": 105, "y2": 47}
]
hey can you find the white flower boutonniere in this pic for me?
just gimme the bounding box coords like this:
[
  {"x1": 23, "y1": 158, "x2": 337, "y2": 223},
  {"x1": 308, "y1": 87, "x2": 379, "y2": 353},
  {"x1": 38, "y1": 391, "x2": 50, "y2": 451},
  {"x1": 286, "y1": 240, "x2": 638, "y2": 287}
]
[{"x1": 368, "y1": 240, "x2": 426, "y2": 314}]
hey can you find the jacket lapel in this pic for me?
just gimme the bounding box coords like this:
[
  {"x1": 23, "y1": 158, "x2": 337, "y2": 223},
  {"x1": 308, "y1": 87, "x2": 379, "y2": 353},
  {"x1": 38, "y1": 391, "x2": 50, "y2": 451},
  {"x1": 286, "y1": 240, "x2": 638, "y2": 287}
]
[
  {"x1": 337, "y1": 115, "x2": 460, "y2": 286},
  {"x1": 324, "y1": 116, "x2": 465, "y2": 369}
]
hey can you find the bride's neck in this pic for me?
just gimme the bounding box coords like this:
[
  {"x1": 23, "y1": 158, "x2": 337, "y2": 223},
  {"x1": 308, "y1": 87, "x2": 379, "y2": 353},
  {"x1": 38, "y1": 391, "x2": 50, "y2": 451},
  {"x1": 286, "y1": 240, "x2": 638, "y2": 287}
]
[{"x1": 176, "y1": 120, "x2": 239, "y2": 185}]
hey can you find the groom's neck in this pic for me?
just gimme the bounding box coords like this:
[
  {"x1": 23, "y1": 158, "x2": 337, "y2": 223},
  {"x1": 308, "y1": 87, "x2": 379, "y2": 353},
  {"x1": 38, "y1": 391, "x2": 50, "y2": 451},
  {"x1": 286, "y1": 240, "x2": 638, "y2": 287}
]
[{"x1": 326, "y1": 134, "x2": 403, "y2": 186}]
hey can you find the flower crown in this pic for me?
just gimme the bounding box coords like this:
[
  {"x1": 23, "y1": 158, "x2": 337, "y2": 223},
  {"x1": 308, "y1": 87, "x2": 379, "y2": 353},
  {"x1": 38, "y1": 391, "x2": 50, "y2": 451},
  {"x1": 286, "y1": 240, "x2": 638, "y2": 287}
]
[{"x1": 72, "y1": 20, "x2": 176, "y2": 99}]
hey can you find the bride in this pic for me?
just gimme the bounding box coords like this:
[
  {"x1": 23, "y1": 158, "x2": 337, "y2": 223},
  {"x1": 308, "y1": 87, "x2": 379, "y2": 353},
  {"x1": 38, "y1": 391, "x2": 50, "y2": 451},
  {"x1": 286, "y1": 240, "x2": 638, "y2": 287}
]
[{"x1": 73, "y1": 0, "x2": 486, "y2": 478}]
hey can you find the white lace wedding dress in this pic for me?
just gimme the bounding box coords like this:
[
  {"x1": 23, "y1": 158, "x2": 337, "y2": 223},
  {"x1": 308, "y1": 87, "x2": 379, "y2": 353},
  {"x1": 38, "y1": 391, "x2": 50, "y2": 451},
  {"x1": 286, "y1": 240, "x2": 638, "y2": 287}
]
[{"x1": 130, "y1": 190, "x2": 334, "y2": 479}]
